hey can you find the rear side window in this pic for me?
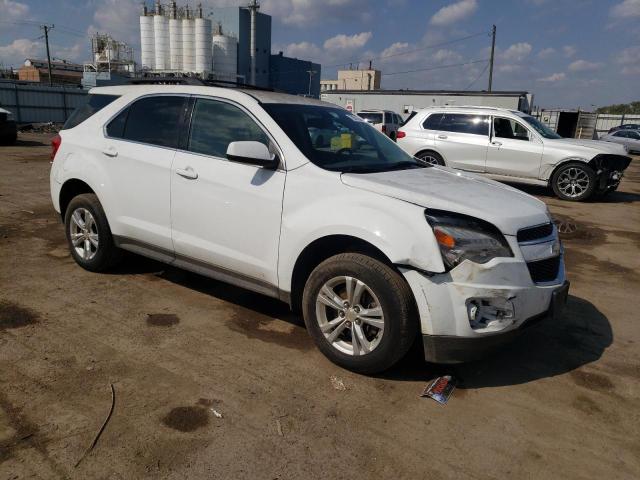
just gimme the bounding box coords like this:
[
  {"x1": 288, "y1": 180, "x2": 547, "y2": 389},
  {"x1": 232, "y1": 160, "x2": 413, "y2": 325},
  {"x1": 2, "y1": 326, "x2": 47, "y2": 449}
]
[
  {"x1": 423, "y1": 113, "x2": 443, "y2": 130},
  {"x1": 63, "y1": 94, "x2": 120, "y2": 130},
  {"x1": 107, "y1": 96, "x2": 187, "y2": 148},
  {"x1": 438, "y1": 113, "x2": 489, "y2": 136},
  {"x1": 358, "y1": 112, "x2": 383, "y2": 124},
  {"x1": 188, "y1": 98, "x2": 269, "y2": 158}
]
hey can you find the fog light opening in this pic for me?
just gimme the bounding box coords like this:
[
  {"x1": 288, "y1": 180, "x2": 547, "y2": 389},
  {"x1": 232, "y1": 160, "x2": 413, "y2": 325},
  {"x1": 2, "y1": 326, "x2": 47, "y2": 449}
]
[{"x1": 466, "y1": 298, "x2": 516, "y2": 331}]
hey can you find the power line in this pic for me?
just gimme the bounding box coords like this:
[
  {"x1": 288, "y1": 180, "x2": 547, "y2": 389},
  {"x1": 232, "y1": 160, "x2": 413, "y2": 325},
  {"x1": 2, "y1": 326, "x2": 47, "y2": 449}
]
[
  {"x1": 382, "y1": 58, "x2": 489, "y2": 77},
  {"x1": 464, "y1": 61, "x2": 490, "y2": 90}
]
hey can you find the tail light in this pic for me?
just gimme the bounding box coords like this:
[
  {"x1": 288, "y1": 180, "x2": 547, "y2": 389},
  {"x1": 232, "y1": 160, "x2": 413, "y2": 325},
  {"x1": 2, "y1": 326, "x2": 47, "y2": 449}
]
[
  {"x1": 50, "y1": 134, "x2": 61, "y2": 162},
  {"x1": 381, "y1": 125, "x2": 387, "y2": 134},
  {"x1": 396, "y1": 130, "x2": 406, "y2": 139}
]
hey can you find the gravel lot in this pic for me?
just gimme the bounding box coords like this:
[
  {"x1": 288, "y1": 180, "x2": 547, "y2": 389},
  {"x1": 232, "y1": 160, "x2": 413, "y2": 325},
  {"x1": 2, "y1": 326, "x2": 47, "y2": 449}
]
[{"x1": 1, "y1": 133, "x2": 639, "y2": 479}]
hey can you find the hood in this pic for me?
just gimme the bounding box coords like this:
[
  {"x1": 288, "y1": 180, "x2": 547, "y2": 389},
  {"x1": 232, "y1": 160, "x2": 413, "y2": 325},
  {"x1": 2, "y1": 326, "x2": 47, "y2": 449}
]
[
  {"x1": 548, "y1": 138, "x2": 627, "y2": 155},
  {"x1": 341, "y1": 167, "x2": 550, "y2": 236}
]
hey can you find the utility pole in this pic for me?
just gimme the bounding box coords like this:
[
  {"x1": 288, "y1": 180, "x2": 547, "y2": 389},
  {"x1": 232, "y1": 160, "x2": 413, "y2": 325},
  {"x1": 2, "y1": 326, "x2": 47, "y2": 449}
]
[
  {"x1": 307, "y1": 68, "x2": 317, "y2": 97},
  {"x1": 248, "y1": 0, "x2": 260, "y2": 85},
  {"x1": 41, "y1": 24, "x2": 55, "y2": 86},
  {"x1": 488, "y1": 24, "x2": 496, "y2": 92}
]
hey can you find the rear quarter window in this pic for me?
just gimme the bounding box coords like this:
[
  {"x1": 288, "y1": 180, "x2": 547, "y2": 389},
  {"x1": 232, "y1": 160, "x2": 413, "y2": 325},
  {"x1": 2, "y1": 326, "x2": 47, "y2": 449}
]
[{"x1": 62, "y1": 94, "x2": 120, "y2": 130}]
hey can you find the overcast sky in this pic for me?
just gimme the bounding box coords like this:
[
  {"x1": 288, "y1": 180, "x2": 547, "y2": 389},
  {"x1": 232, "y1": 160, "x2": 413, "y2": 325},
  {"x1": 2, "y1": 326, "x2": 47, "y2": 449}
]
[{"x1": 1, "y1": 0, "x2": 638, "y2": 108}]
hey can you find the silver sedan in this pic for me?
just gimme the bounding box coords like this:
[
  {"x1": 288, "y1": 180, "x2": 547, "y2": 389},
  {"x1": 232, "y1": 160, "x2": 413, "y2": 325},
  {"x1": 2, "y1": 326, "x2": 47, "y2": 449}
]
[{"x1": 600, "y1": 129, "x2": 640, "y2": 154}]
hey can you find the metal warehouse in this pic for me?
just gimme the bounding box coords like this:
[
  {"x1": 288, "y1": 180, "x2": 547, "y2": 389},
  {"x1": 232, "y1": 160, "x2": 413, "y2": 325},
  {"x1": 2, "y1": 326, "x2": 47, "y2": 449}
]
[{"x1": 320, "y1": 90, "x2": 533, "y2": 117}]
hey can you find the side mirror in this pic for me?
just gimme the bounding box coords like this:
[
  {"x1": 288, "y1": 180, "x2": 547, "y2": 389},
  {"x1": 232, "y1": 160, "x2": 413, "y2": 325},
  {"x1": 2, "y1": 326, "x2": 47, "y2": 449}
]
[{"x1": 226, "y1": 141, "x2": 279, "y2": 169}]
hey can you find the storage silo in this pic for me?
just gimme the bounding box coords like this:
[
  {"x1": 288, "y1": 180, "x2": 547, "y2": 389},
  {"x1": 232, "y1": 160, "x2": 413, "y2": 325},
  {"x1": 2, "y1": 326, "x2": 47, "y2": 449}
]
[
  {"x1": 195, "y1": 17, "x2": 213, "y2": 74},
  {"x1": 182, "y1": 17, "x2": 196, "y2": 72},
  {"x1": 154, "y1": 13, "x2": 169, "y2": 70},
  {"x1": 169, "y1": 18, "x2": 182, "y2": 70},
  {"x1": 213, "y1": 34, "x2": 237, "y2": 81},
  {"x1": 139, "y1": 9, "x2": 155, "y2": 70}
]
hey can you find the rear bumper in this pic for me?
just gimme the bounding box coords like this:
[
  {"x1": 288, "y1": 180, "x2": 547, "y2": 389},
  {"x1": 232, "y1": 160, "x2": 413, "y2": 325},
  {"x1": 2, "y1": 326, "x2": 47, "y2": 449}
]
[{"x1": 422, "y1": 281, "x2": 569, "y2": 363}]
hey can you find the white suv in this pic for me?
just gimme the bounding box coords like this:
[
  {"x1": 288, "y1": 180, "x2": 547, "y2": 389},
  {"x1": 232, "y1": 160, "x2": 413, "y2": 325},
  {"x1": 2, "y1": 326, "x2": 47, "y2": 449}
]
[
  {"x1": 50, "y1": 84, "x2": 569, "y2": 373},
  {"x1": 356, "y1": 109, "x2": 402, "y2": 140},
  {"x1": 397, "y1": 106, "x2": 631, "y2": 201}
]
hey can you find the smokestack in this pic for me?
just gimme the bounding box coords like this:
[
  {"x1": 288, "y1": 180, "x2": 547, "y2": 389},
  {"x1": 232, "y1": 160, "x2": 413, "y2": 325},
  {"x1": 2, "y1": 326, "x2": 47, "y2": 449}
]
[{"x1": 248, "y1": 0, "x2": 259, "y2": 85}]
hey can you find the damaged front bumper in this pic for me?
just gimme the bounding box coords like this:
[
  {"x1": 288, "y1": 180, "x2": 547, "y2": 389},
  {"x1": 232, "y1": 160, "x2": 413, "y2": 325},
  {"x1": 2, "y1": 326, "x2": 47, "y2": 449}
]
[
  {"x1": 591, "y1": 154, "x2": 632, "y2": 194},
  {"x1": 401, "y1": 250, "x2": 569, "y2": 364}
]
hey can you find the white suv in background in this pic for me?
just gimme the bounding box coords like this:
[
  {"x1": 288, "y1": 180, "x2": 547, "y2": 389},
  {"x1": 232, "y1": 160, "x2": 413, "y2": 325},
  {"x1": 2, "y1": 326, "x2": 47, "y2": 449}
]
[
  {"x1": 356, "y1": 109, "x2": 402, "y2": 140},
  {"x1": 51, "y1": 83, "x2": 568, "y2": 373},
  {"x1": 397, "y1": 106, "x2": 631, "y2": 201}
]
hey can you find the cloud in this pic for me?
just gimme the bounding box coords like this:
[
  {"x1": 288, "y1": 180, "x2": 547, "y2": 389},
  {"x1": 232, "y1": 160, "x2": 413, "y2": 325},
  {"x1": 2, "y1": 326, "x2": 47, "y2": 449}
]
[
  {"x1": 0, "y1": 38, "x2": 41, "y2": 66},
  {"x1": 324, "y1": 32, "x2": 372, "y2": 51},
  {"x1": 562, "y1": 45, "x2": 577, "y2": 57},
  {"x1": 614, "y1": 45, "x2": 640, "y2": 74},
  {"x1": 278, "y1": 41, "x2": 323, "y2": 60},
  {"x1": 538, "y1": 72, "x2": 566, "y2": 82},
  {"x1": 86, "y1": 0, "x2": 140, "y2": 47},
  {"x1": 1, "y1": 0, "x2": 29, "y2": 21},
  {"x1": 568, "y1": 59, "x2": 603, "y2": 72},
  {"x1": 537, "y1": 47, "x2": 555, "y2": 59},
  {"x1": 259, "y1": 0, "x2": 371, "y2": 27},
  {"x1": 429, "y1": 0, "x2": 478, "y2": 27},
  {"x1": 609, "y1": 0, "x2": 640, "y2": 19},
  {"x1": 500, "y1": 42, "x2": 533, "y2": 62}
]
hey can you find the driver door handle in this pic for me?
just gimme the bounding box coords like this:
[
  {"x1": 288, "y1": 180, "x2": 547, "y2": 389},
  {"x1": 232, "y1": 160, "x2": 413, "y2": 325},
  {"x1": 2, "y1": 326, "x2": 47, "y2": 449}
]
[
  {"x1": 491, "y1": 141, "x2": 503, "y2": 147},
  {"x1": 437, "y1": 134, "x2": 448, "y2": 139},
  {"x1": 176, "y1": 167, "x2": 198, "y2": 180}
]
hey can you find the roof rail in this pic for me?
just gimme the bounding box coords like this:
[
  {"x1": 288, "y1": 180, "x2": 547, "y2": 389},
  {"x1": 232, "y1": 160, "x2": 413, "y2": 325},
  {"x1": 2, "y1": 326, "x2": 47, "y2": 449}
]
[
  {"x1": 128, "y1": 76, "x2": 275, "y2": 92},
  {"x1": 430, "y1": 105, "x2": 504, "y2": 111}
]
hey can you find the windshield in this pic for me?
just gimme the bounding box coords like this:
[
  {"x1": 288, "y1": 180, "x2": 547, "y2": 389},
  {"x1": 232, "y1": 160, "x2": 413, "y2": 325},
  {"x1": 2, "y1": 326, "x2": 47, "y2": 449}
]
[
  {"x1": 262, "y1": 104, "x2": 425, "y2": 173},
  {"x1": 520, "y1": 114, "x2": 562, "y2": 139}
]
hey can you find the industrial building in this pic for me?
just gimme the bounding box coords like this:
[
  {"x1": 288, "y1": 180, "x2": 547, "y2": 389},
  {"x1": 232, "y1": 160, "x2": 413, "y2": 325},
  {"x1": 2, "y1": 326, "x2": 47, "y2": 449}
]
[
  {"x1": 82, "y1": 33, "x2": 136, "y2": 88},
  {"x1": 320, "y1": 90, "x2": 534, "y2": 117},
  {"x1": 18, "y1": 59, "x2": 83, "y2": 85},
  {"x1": 138, "y1": 0, "x2": 319, "y2": 94},
  {"x1": 270, "y1": 52, "x2": 320, "y2": 97},
  {"x1": 320, "y1": 69, "x2": 382, "y2": 92}
]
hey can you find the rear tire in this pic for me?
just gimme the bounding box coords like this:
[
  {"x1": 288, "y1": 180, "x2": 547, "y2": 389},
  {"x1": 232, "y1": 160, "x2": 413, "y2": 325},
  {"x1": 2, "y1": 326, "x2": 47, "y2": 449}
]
[
  {"x1": 551, "y1": 162, "x2": 596, "y2": 201},
  {"x1": 302, "y1": 253, "x2": 418, "y2": 374},
  {"x1": 64, "y1": 193, "x2": 122, "y2": 272},
  {"x1": 416, "y1": 150, "x2": 445, "y2": 166}
]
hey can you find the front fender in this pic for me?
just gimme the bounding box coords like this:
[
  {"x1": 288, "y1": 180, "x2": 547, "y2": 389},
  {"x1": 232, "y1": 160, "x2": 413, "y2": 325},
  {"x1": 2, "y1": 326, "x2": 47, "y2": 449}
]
[
  {"x1": 540, "y1": 156, "x2": 589, "y2": 182},
  {"x1": 278, "y1": 164, "x2": 445, "y2": 293}
]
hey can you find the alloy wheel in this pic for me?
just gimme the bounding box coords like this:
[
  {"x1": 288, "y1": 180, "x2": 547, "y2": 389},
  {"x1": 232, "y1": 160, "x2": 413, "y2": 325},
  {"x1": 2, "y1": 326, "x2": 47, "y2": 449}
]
[
  {"x1": 69, "y1": 207, "x2": 99, "y2": 261},
  {"x1": 315, "y1": 276, "x2": 385, "y2": 356},
  {"x1": 557, "y1": 167, "x2": 590, "y2": 198}
]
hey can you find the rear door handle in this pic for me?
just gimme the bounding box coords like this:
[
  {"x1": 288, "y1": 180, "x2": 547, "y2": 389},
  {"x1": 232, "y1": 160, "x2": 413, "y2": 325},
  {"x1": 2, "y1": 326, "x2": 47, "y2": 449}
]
[
  {"x1": 491, "y1": 141, "x2": 503, "y2": 147},
  {"x1": 176, "y1": 167, "x2": 198, "y2": 180},
  {"x1": 102, "y1": 146, "x2": 118, "y2": 157},
  {"x1": 437, "y1": 134, "x2": 448, "y2": 139}
]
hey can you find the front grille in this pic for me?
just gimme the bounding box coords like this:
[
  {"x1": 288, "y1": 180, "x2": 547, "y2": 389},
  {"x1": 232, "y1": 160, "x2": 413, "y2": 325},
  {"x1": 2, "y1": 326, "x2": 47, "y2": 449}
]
[
  {"x1": 517, "y1": 223, "x2": 554, "y2": 243},
  {"x1": 527, "y1": 256, "x2": 561, "y2": 283}
]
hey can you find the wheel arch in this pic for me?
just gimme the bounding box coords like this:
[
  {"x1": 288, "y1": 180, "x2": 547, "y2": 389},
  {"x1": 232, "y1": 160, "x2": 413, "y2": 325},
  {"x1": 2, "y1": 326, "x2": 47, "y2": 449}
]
[
  {"x1": 415, "y1": 148, "x2": 446, "y2": 165},
  {"x1": 59, "y1": 178, "x2": 96, "y2": 219},
  {"x1": 289, "y1": 234, "x2": 397, "y2": 314},
  {"x1": 545, "y1": 156, "x2": 591, "y2": 186}
]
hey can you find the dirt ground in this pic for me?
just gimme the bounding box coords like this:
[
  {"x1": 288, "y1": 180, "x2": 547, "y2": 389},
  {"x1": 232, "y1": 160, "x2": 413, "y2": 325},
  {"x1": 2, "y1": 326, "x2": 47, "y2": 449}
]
[{"x1": 1, "y1": 132, "x2": 639, "y2": 480}]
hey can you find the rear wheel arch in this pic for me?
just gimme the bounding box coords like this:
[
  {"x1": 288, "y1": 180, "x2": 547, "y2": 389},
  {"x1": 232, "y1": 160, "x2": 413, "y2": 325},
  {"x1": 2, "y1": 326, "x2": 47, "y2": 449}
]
[
  {"x1": 289, "y1": 235, "x2": 399, "y2": 314},
  {"x1": 59, "y1": 179, "x2": 96, "y2": 219}
]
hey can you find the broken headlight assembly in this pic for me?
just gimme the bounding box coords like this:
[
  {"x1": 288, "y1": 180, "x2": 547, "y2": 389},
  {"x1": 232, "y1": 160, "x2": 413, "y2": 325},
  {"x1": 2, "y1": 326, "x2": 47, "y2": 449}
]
[{"x1": 425, "y1": 210, "x2": 513, "y2": 270}]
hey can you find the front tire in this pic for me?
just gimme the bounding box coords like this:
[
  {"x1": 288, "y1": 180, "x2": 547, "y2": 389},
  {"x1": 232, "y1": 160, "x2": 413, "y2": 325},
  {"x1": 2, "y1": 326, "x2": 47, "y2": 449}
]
[
  {"x1": 302, "y1": 253, "x2": 418, "y2": 374},
  {"x1": 64, "y1": 193, "x2": 122, "y2": 272},
  {"x1": 551, "y1": 162, "x2": 596, "y2": 201}
]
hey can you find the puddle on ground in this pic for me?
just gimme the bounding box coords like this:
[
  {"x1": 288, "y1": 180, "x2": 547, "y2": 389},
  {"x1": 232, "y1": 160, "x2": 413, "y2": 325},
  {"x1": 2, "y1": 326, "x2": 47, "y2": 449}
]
[
  {"x1": 226, "y1": 308, "x2": 312, "y2": 352},
  {"x1": 0, "y1": 301, "x2": 39, "y2": 330},
  {"x1": 553, "y1": 214, "x2": 606, "y2": 244},
  {"x1": 162, "y1": 406, "x2": 209, "y2": 432},
  {"x1": 146, "y1": 313, "x2": 180, "y2": 327}
]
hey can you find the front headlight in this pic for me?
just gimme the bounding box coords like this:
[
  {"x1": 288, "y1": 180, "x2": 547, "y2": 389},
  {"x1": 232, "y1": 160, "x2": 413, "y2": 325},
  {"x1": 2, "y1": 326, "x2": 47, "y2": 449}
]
[{"x1": 425, "y1": 210, "x2": 513, "y2": 270}]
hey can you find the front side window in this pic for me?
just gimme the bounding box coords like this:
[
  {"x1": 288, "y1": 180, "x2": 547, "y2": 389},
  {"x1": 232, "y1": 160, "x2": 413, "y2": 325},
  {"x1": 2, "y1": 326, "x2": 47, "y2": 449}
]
[
  {"x1": 613, "y1": 131, "x2": 629, "y2": 138},
  {"x1": 188, "y1": 98, "x2": 269, "y2": 158},
  {"x1": 438, "y1": 113, "x2": 489, "y2": 136},
  {"x1": 493, "y1": 117, "x2": 531, "y2": 141},
  {"x1": 520, "y1": 114, "x2": 562, "y2": 139},
  {"x1": 107, "y1": 96, "x2": 187, "y2": 148},
  {"x1": 263, "y1": 103, "x2": 424, "y2": 174}
]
